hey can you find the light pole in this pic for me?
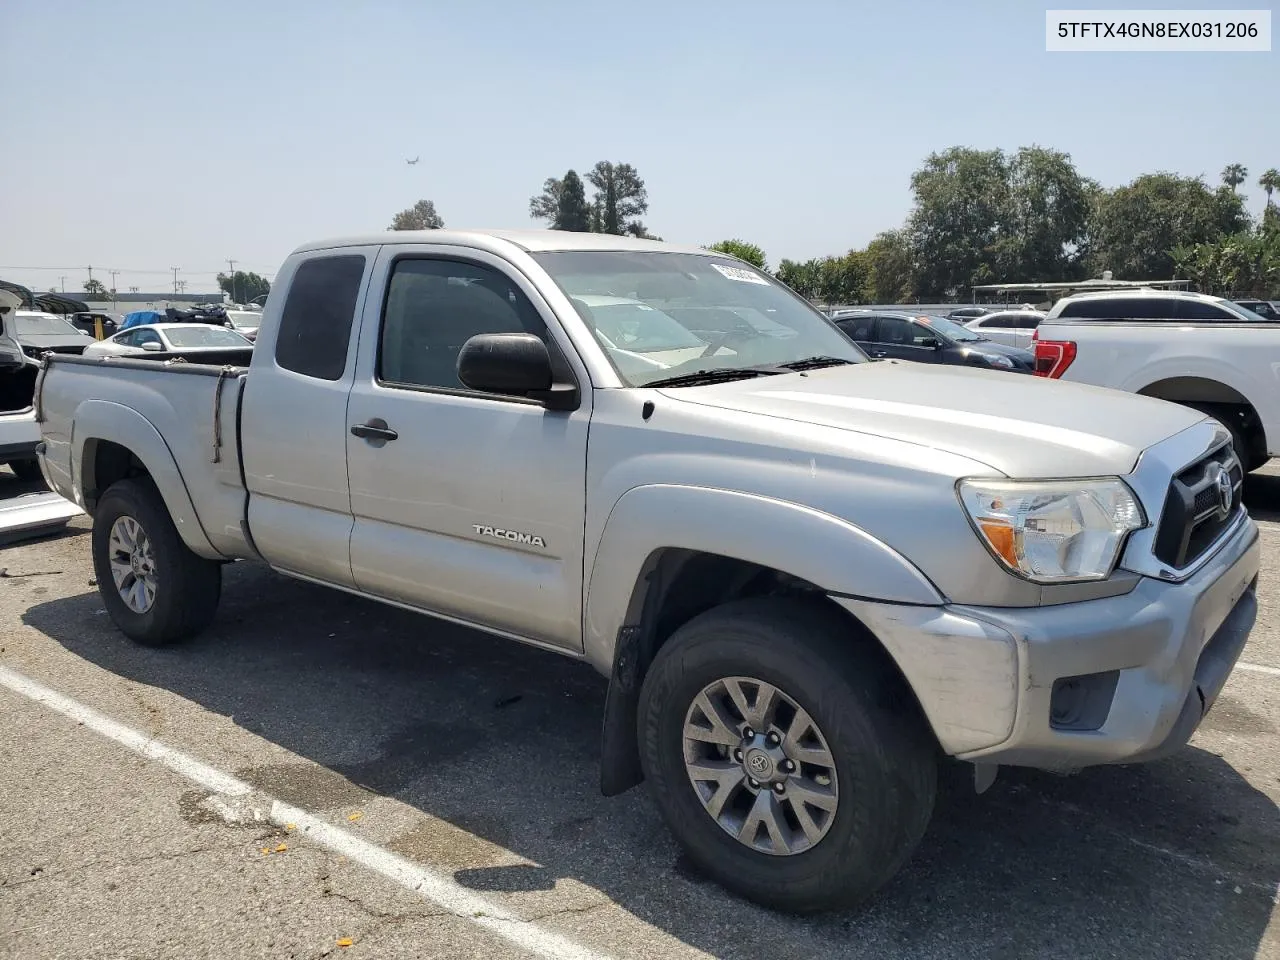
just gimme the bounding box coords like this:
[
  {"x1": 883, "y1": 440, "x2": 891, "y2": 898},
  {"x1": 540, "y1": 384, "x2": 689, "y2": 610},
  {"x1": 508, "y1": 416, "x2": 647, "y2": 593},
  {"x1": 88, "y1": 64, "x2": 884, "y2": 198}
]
[
  {"x1": 109, "y1": 270, "x2": 120, "y2": 309},
  {"x1": 171, "y1": 267, "x2": 181, "y2": 295},
  {"x1": 226, "y1": 259, "x2": 237, "y2": 304}
]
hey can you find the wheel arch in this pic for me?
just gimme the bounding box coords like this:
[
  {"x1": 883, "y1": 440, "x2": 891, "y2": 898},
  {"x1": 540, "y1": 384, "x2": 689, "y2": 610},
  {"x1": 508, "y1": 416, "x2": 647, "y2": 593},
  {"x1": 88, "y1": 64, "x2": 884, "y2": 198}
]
[
  {"x1": 588, "y1": 484, "x2": 944, "y2": 796},
  {"x1": 73, "y1": 400, "x2": 218, "y2": 558},
  {"x1": 1136, "y1": 376, "x2": 1269, "y2": 465}
]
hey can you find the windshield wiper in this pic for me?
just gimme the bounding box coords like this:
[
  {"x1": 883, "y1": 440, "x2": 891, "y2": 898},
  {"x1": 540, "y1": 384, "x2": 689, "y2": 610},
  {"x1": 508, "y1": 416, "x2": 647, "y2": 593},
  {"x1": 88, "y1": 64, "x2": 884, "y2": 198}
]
[
  {"x1": 776, "y1": 355, "x2": 855, "y2": 371},
  {"x1": 644, "y1": 367, "x2": 786, "y2": 388}
]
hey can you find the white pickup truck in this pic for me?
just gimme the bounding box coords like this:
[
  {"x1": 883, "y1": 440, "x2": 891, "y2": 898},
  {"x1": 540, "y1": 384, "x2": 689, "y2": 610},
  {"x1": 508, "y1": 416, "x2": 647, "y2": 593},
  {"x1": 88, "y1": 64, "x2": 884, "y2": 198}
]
[
  {"x1": 33, "y1": 231, "x2": 1261, "y2": 912},
  {"x1": 1033, "y1": 289, "x2": 1280, "y2": 471}
]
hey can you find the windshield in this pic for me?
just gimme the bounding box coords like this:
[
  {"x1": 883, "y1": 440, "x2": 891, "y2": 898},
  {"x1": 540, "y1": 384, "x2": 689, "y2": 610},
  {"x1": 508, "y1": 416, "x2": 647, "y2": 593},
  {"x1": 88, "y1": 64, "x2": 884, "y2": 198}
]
[
  {"x1": 918, "y1": 315, "x2": 983, "y2": 342},
  {"x1": 531, "y1": 251, "x2": 867, "y2": 386},
  {"x1": 16, "y1": 313, "x2": 80, "y2": 337},
  {"x1": 163, "y1": 326, "x2": 251, "y2": 348}
]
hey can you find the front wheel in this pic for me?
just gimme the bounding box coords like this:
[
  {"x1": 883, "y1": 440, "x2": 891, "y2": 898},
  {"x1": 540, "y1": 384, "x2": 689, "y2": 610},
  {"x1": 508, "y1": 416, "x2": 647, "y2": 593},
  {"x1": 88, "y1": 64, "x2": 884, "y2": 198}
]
[
  {"x1": 91, "y1": 477, "x2": 222, "y2": 646},
  {"x1": 637, "y1": 597, "x2": 937, "y2": 913}
]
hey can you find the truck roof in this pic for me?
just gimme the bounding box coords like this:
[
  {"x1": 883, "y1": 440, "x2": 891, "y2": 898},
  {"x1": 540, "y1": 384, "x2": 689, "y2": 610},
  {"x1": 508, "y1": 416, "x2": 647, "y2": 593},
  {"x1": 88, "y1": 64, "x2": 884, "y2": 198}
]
[
  {"x1": 290, "y1": 229, "x2": 712, "y2": 258},
  {"x1": 1056, "y1": 288, "x2": 1226, "y2": 303}
]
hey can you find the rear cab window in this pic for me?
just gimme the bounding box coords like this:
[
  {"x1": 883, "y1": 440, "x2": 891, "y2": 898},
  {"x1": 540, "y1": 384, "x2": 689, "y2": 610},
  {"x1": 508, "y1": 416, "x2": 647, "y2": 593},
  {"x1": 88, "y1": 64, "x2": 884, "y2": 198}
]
[{"x1": 275, "y1": 254, "x2": 368, "y2": 380}]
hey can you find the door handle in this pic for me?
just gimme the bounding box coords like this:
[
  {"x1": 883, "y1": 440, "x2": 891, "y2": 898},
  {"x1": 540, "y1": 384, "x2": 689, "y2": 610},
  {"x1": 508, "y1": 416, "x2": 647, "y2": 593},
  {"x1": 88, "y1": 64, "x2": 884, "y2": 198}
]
[
  {"x1": 869, "y1": 350, "x2": 887, "y2": 357},
  {"x1": 350, "y1": 419, "x2": 398, "y2": 442}
]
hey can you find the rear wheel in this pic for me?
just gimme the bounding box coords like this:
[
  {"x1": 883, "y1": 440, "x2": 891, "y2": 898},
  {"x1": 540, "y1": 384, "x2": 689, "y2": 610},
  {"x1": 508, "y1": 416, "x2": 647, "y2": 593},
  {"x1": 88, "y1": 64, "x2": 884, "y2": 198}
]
[
  {"x1": 638, "y1": 597, "x2": 936, "y2": 913},
  {"x1": 91, "y1": 478, "x2": 222, "y2": 646}
]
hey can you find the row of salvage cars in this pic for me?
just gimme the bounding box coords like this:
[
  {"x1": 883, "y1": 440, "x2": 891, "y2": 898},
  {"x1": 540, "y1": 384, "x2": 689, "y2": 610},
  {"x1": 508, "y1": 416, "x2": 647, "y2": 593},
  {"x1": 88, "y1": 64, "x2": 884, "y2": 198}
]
[{"x1": 0, "y1": 293, "x2": 257, "y2": 543}]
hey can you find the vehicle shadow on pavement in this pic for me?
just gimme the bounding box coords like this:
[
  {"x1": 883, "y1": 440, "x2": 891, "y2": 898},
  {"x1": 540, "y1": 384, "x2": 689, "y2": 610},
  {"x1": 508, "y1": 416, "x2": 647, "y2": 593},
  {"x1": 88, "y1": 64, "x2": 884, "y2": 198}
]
[
  {"x1": 26, "y1": 566, "x2": 1280, "y2": 960},
  {"x1": 1244, "y1": 468, "x2": 1280, "y2": 523}
]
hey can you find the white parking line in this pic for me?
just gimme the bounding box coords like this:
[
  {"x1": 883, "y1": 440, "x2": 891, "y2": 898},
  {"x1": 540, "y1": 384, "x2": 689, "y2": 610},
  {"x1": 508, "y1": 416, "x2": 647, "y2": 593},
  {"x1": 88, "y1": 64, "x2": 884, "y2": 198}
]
[
  {"x1": 0, "y1": 665, "x2": 614, "y2": 960},
  {"x1": 1237, "y1": 661, "x2": 1280, "y2": 677}
]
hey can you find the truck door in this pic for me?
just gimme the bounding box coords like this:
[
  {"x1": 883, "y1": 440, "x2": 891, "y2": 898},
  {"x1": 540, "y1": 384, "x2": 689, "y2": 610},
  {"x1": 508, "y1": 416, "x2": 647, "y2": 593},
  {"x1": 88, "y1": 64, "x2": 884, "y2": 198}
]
[
  {"x1": 241, "y1": 249, "x2": 378, "y2": 588},
  {"x1": 344, "y1": 247, "x2": 591, "y2": 653}
]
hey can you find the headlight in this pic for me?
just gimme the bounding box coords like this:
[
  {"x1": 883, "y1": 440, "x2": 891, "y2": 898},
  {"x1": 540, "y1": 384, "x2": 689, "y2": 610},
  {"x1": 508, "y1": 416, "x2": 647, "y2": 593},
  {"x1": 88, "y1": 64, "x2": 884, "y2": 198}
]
[
  {"x1": 957, "y1": 478, "x2": 1146, "y2": 583},
  {"x1": 983, "y1": 354, "x2": 1014, "y2": 369}
]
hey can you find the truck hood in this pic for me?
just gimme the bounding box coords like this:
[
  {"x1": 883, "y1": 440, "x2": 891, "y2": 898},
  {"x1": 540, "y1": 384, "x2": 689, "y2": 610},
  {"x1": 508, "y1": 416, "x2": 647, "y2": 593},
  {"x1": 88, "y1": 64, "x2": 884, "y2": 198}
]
[{"x1": 659, "y1": 359, "x2": 1205, "y2": 478}]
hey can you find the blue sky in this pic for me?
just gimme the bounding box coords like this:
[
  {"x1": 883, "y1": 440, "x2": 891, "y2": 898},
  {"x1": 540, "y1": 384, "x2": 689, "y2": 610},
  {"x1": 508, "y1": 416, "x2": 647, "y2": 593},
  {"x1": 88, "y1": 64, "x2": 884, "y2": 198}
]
[{"x1": 1, "y1": 0, "x2": 1275, "y2": 295}]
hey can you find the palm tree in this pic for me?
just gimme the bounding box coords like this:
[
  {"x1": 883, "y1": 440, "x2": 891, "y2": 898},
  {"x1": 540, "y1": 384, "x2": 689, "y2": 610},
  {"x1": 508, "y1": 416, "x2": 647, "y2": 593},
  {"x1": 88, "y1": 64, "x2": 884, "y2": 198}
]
[
  {"x1": 1259, "y1": 168, "x2": 1280, "y2": 209},
  {"x1": 1221, "y1": 163, "x2": 1248, "y2": 193}
]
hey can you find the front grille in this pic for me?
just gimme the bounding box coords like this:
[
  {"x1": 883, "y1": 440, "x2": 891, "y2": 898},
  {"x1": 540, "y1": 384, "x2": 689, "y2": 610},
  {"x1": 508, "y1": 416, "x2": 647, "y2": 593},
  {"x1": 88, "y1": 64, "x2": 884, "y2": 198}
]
[{"x1": 1153, "y1": 442, "x2": 1243, "y2": 569}]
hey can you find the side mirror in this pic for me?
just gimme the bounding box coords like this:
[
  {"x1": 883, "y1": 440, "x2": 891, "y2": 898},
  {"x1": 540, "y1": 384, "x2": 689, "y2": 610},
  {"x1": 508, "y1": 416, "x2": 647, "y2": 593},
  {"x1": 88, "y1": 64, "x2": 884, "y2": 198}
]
[
  {"x1": 457, "y1": 333, "x2": 579, "y2": 411},
  {"x1": 141, "y1": 340, "x2": 164, "y2": 352},
  {"x1": 920, "y1": 336, "x2": 941, "y2": 349}
]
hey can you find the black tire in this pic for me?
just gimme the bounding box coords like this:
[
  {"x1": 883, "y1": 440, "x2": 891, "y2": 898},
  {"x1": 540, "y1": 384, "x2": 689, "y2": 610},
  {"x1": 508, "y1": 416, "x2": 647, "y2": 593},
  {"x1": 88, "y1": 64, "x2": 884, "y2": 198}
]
[
  {"x1": 7, "y1": 458, "x2": 46, "y2": 486},
  {"x1": 91, "y1": 477, "x2": 222, "y2": 646},
  {"x1": 638, "y1": 597, "x2": 937, "y2": 914}
]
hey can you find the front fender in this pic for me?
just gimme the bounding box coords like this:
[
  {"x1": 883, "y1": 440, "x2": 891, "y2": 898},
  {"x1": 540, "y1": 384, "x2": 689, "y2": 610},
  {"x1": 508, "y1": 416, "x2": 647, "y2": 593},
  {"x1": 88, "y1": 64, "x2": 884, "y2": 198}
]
[
  {"x1": 73, "y1": 399, "x2": 219, "y2": 558},
  {"x1": 583, "y1": 483, "x2": 943, "y2": 674}
]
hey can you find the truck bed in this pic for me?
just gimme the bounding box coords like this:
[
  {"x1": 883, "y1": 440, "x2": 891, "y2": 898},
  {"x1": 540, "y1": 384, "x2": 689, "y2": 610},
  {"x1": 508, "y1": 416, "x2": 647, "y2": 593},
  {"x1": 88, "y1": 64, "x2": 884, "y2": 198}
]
[{"x1": 37, "y1": 353, "x2": 255, "y2": 560}]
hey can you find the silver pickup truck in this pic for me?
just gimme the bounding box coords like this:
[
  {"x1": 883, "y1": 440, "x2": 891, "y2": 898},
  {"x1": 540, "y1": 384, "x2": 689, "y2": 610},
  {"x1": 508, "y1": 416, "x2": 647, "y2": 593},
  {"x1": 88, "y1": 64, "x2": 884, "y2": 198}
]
[{"x1": 34, "y1": 230, "x2": 1260, "y2": 913}]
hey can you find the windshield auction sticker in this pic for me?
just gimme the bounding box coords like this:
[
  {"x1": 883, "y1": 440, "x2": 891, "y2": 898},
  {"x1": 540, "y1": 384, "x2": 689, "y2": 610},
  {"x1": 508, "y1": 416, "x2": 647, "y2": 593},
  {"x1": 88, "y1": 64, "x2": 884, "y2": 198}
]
[
  {"x1": 710, "y1": 263, "x2": 772, "y2": 285},
  {"x1": 1046, "y1": 9, "x2": 1271, "y2": 51}
]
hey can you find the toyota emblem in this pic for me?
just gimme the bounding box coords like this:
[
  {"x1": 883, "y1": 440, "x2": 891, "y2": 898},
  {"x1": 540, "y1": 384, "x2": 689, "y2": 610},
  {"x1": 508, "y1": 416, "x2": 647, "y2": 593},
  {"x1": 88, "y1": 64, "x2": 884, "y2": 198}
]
[{"x1": 1213, "y1": 463, "x2": 1233, "y2": 517}]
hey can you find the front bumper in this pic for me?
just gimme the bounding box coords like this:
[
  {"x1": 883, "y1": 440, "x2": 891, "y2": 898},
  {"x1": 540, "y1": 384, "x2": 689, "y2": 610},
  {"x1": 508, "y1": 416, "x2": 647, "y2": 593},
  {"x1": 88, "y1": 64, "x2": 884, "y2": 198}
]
[{"x1": 835, "y1": 514, "x2": 1260, "y2": 769}]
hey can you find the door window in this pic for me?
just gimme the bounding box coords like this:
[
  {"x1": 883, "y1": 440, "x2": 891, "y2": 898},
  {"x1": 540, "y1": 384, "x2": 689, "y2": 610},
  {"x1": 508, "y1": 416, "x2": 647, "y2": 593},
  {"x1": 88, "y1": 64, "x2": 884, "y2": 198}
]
[
  {"x1": 876, "y1": 316, "x2": 934, "y2": 346},
  {"x1": 837, "y1": 315, "x2": 876, "y2": 341},
  {"x1": 135, "y1": 329, "x2": 162, "y2": 347},
  {"x1": 378, "y1": 258, "x2": 548, "y2": 391}
]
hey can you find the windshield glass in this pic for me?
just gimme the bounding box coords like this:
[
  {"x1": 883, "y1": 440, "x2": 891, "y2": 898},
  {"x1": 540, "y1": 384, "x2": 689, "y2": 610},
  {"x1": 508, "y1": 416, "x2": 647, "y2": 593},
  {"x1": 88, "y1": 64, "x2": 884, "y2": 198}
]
[
  {"x1": 163, "y1": 326, "x2": 251, "y2": 348},
  {"x1": 16, "y1": 313, "x2": 80, "y2": 337},
  {"x1": 918, "y1": 315, "x2": 983, "y2": 341},
  {"x1": 531, "y1": 251, "x2": 866, "y2": 385}
]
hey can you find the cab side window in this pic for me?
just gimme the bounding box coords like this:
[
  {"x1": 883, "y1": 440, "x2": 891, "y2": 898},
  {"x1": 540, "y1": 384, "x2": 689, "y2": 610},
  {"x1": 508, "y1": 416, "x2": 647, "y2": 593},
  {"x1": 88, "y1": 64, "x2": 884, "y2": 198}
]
[
  {"x1": 135, "y1": 329, "x2": 162, "y2": 346},
  {"x1": 275, "y1": 254, "x2": 367, "y2": 381},
  {"x1": 379, "y1": 259, "x2": 547, "y2": 391},
  {"x1": 877, "y1": 316, "x2": 933, "y2": 346}
]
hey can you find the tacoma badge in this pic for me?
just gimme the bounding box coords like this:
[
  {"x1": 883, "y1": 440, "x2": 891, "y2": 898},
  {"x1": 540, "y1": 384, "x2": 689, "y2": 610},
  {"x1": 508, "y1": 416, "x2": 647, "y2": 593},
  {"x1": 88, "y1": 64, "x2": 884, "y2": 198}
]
[{"x1": 472, "y1": 524, "x2": 546, "y2": 548}]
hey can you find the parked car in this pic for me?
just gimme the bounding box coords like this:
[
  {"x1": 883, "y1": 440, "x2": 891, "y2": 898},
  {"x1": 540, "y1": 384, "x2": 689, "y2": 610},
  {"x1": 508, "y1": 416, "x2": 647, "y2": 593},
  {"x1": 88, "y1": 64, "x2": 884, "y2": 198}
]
[
  {"x1": 68, "y1": 312, "x2": 120, "y2": 339},
  {"x1": 82, "y1": 323, "x2": 254, "y2": 359},
  {"x1": 0, "y1": 290, "x2": 43, "y2": 482},
  {"x1": 835, "y1": 310, "x2": 1034, "y2": 371},
  {"x1": 945, "y1": 306, "x2": 992, "y2": 321},
  {"x1": 13, "y1": 310, "x2": 93, "y2": 358},
  {"x1": 1034, "y1": 289, "x2": 1279, "y2": 470},
  {"x1": 224, "y1": 309, "x2": 262, "y2": 341},
  {"x1": 1233, "y1": 298, "x2": 1280, "y2": 321},
  {"x1": 962, "y1": 309, "x2": 1046, "y2": 348},
  {"x1": 36, "y1": 230, "x2": 1260, "y2": 914}
]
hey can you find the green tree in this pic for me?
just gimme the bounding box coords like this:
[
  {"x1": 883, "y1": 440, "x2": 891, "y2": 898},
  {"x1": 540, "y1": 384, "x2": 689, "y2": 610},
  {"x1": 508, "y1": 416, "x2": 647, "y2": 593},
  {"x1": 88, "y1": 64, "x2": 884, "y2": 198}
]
[
  {"x1": 863, "y1": 230, "x2": 915, "y2": 302},
  {"x1": 83, "y1": 278, "x2": 109, "y2": 299},
  {"x1": 1221, "y1": 163, "x2": 1249, "y2": 193},
  {"x1": 1089, "y1": 173, "x2": 1249, "y2": 279},
  {"x1": 585, "y1": 162, "x2": 648, "y2": 235},
  {"x1": 1173, "y1": 231, "x2": 1280, "y2": 298},
  {"x1": 529, "y1": 176, "x2": 564, "y2": 223},
  {"x1": 1259, "y1": 168, "x2": 1280, "y2": 209},
  {"x1": 705, "y1": 239, "x2": 767, "y2": 270},
  {"x1": 774, "y1": 258, "x2": 822, "y2": 299},
  {"x1": 553, "y1": 170, "x2": 592, "y2": 231},
  {"x1": 217, "y1": 271, "x2": 271, "y2": 304},
  {"x1": 994, "y1": 146, "x2": 1092, "y2": 283},
  {"x1": 388, "y1": 199, "x2": 444, "y2": 230},
  {"x1": 906, "y1": 147, "x2": 1009, "y2": 297}
]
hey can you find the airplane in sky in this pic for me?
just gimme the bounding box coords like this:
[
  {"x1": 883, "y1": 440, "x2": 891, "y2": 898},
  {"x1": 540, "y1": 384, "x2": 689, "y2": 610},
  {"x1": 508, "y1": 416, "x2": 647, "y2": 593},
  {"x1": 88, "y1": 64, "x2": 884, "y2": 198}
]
[{"x1": 406, "y1": 156, "x2": 419, "y2": 165}]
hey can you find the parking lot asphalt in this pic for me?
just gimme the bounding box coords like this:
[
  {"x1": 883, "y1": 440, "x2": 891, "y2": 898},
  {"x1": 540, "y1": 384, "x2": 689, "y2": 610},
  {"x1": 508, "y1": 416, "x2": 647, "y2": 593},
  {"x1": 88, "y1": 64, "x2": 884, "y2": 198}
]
[{"x1": 1, "y1": 464, "x2": 1278, "y2": 960}]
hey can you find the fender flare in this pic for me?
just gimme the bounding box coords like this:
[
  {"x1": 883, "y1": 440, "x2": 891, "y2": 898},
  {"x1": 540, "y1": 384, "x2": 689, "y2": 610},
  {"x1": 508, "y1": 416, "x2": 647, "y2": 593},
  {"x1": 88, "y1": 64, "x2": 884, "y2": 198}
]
[
  {"x1": 73, "y1": 399, "x2": 219, "y2": 558},
  {"x1": 584, "y1": 483, "x2": 943, "y2": 672},
  {"x1": 585, "y1": 484, "x2": 944, "y2": 796}
]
